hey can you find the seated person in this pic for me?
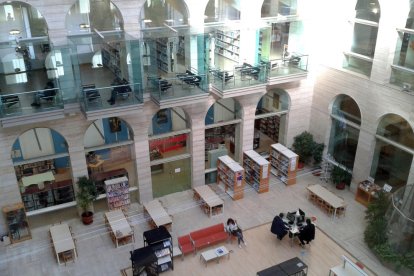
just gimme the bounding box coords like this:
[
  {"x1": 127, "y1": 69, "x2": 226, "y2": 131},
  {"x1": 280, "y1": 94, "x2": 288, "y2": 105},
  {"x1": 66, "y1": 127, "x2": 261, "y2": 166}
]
[
  {"x1": 298, "y1": 218, "x2": 315, "y2": 246},
  {"x1": 271, "y1": 213, "x2": 289, "y2": 240},
  {"x1": 107, "y1": 78, "x2": 131, "y2": 105},
  {"x1": 31, "y1": 80, "x2": 56, "y2": 107},
  {"x1": 226, "y1": 218, "x2": 246, "y2": 248}
]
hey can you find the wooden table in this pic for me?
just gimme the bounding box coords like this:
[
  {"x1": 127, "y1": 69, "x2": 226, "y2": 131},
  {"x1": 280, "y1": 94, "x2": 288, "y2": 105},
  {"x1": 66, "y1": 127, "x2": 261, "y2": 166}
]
[
  {"x1": 21, "y1": 171, "x2": 55, "y2": 188},
  {"x1": 193, "y1": 185, "x2": 224, "y2": 217},
  {"x1": 143, "y1": 200, "x2": 172, "y2": 230},
  {"x1": 87, "y1": 156, "x2": 105, "y2": 172},
  {"x1": 49, "y1": 223, "x2": 77, "y2": 265},
  {"x1": 105, "y1": 210, "x2": 134, "y2": 248},
  {"x1": 307, "y1": 184, "x2": 346, "y2": 219}
]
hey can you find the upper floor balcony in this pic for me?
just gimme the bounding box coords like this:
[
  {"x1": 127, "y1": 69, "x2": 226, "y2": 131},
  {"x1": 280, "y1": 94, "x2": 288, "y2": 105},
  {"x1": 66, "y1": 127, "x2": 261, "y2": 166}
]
[{"x1": 264, "y1": 52, "x2": 309, "y2": 85}]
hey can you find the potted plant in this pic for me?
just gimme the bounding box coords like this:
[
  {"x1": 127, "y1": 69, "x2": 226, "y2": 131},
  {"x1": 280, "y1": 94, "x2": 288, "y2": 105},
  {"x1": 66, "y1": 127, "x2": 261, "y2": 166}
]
[
  {"x1": 331, "y1": 165, "x2": 352, "y2": 190},
  {"x1": 76, "y1": 176, "x2": 98, "y2": 225},
  {"x1": 292, "y1": 131, "x2": 314, "y2": 169},
  {"x1": 311, "y1": 142, "x2": 325, "y2": 176}
]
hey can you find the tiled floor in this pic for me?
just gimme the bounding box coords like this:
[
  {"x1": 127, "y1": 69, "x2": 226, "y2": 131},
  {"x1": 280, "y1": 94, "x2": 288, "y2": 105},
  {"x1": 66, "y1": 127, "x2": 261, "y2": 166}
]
[{"x1": 0, "y1": 167, "x2": 399, "y2": 275}]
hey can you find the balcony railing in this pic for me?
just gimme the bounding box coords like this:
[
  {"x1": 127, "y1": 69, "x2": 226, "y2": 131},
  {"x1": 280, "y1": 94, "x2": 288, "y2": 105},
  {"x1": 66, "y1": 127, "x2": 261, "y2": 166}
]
[
  {"x1": 147, "y1": 70, "x2": 208, "y2": 102},
  {"x1": 81, "y1": 82, "x2": 143, "y2": 112},
  {"x1": 265, "y1": 53, "x2": 309, "y2": 78},
  {"x1": 209, "y1": 62, "x2": 268, "y2": 92},
  {"x1": 0, "y1": 88, "x2": 63, "y2": 118}
]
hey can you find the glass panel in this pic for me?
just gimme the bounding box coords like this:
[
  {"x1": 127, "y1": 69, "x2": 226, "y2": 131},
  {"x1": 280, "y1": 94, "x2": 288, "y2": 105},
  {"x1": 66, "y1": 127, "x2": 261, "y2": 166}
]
[
  {"x1": 342, "y1": 55, "x2": 372, "y2": 77},
  {"x1": 204, "y1": 0, "x2": 241, "y2": 23},
  {"x1": 261, "y1": 0, "x2": 298, "y2": 17},
  {"x1": 205, "y1": 125, "x2": 236, "y2": 169},
  {"x1": 351, "y1": 23, "x2": 377, "y2": 57},
  {"x1": 149, "y1": 133, "x2": 189, "y2": 161},
  {"x1": 328, "y1": 119, "x2": 360, "y2": 170},
  {"x1": 376, "y1": 114, "x2": 414, "y2": 149},
  {"x1": 66, "y1": 0, "x2": 123, "y2": 35},
  {"x1": 370, "y1": 140, "x2": 412, "y2": 190},
  {"x1": 205, "y1": 171, "x2": 218, "y2": 184},
  {"x1": 151, "y1": 158, "x2": 191, "y2": 197},
  {"x1": 141, "y1": 0, "x2": 188, "y2": 28},
  {"x1": 390, "y1": 67, "x2": 414, "y2": 90},
  {"x1": 205, "y1": 98, "x2": 241, "y2": 125},
  {"x1": 332, "y1": 95, "x2": 361, "y2": 125},
  {"x1": 256, "y1": 89, "x2": 289, "y2": 114},
  {"x1": 393, "y1": 31, "x2": 414, "y2": 70},
  {"x1": 355, "y1": 0, "x2": 380, "y2": 22}
]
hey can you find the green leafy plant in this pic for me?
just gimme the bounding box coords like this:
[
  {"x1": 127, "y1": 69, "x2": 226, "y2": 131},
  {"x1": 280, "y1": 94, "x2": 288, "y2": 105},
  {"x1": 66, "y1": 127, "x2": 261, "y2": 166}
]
[
  {"x1": 76, "y1": 176, "x2": 98, "y2": 214},
  {"x1": 292, "y1": 131, "x2": 314, "y2": 164},
  {"x1": 312, "y1": 142, "x2": 325, "y2": 164}
]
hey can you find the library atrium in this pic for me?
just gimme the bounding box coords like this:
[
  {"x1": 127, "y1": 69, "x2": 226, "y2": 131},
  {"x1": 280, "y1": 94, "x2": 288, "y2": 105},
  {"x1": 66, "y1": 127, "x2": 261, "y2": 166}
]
[{"x1": 0, "y1": 0, "x2": 413, "y2": 275}]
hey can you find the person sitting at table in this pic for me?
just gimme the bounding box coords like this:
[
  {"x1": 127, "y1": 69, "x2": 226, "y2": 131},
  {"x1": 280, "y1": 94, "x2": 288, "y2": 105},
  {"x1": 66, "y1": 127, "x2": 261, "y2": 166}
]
[
  {"x1": 298, "y1": 218, "x2": 315, "y2": 247},
  {"x1": 226, "y1": 218, "x2": 246, "y2": 248},
  {"x1": 271, "y1": 213, "x2": 289, "y2": 240}
]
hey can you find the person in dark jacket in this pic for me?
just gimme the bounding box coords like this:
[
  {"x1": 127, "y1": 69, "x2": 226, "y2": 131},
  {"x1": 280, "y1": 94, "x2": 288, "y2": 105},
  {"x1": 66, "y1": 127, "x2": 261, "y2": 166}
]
[
  {"x1": 271, "y1": 213, "x2": 289, "y2": 240},
  {"x1": 298, "y1": 218, "x2": 315, "y2": 246}
]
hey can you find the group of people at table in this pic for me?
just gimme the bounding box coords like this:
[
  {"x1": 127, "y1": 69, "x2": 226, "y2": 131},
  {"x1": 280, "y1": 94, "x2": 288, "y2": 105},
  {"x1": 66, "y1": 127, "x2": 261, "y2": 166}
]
[{"x1": 271, "y1": 210, "x2": 315, "y2": 247}]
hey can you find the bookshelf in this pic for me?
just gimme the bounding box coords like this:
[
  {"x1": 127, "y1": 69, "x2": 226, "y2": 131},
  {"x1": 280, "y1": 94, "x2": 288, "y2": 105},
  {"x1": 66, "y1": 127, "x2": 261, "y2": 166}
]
[
  {"x1": 355, "y1": 180, "x2": 381, "y2": 207},
  {"x1": 217, "y1": 155, "x2": 245, "y2": 200},
  {"x1": 104, "y1": 176, "x2": 130, "y2": 210},
  {"x1": 270, "y1": 143, "x2": 298, "y2": 186},
  {"x1": 102, "y1": 42, "x2": 122, "y2": 78},
  {"x1": 259, "y1": 116, "x2": 280, "y2": 142},
  {"x1": 15, "y1": 159, "x2": 55, "y2": 180},
  {"x1": 2, "y1": 202, "x2": 31, "y2": 244},
  {"x1": 156, "y1": 37, "x2": 176, "y2": 73},
  {"x1": 243, "y1": 150, "x2": 270, "y2": 193},
  {"x1": 215, "y1": 29, "x2": 240, "y2": 62},
  {"x1": 143, "y1": 226, "x2": 174, "y2": 274}
]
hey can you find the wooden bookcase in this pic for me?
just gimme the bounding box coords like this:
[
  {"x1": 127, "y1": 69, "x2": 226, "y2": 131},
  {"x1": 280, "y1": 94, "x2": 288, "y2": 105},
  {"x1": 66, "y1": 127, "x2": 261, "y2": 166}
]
[
  {"x1": 355, "y1": 180, "x2": 381, "y2": 207},
  {"x1": 243, "y1": 150, "x2": 270, "y2": 193},
  {"x1": 14, "y1": 159, "x2": 55, "y2": 180},
  {"x1": 105, "y1": 176, "x2": 130, "y2": 210},
  {"x1": 270, "y1": 143, "x2": 298, "y2": 186},
  {"x1": 2, "y1": 202, "x2": 31, "y2": 244},
  {"x1": 217, "y1": 155, "x2": 245, "y2": 200}
]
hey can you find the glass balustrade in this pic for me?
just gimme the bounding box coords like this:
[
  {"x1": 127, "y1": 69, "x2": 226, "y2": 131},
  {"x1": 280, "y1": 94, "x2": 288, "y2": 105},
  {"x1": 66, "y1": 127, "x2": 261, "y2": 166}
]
[{"x1": 264, "y1": 52, "x2": 308, "y2": 78}]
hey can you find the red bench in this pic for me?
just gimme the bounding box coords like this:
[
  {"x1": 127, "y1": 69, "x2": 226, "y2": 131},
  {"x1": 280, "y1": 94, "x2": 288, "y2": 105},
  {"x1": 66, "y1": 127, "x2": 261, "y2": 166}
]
[
  {"x1": 177, "y1": 234, "x2": 195, "y2": 259},
  {"x1": 189, "y1": 223, "x2": 227, "y2": 252}
]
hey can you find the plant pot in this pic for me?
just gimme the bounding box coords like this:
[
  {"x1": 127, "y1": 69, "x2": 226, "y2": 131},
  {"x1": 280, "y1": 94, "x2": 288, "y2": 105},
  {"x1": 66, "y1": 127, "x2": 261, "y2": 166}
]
[
  {"x1": 336, "y1": 182, "x2": 346, "y2": 190},
  {"x1": 297, "y1": 162, "x2": 305, "y2": 169},
  {"x1": 81, "y1": 211, "x2": 94, "y2": 225}
]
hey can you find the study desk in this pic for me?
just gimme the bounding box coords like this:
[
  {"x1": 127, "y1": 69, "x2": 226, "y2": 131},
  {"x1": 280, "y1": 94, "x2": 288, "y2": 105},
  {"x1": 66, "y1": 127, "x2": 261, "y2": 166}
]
[
  {"x1": 307, "y1": 184, "x2": 346, "y2": 219},
  {"x1": 143, "y1": 200, "x2": 172, "y2": 231},
  {"x1": 21, "y1": 171, "x2": 55, "y2": 188},
  {"x1": 49, "y1": 223, "x2": 77, "y2": 265},
  {"x1": 193, "y1": 185, "x2": 224, "y2": 217},
  {"x1": 282, "y1": 214, "x2": 306, "y2": 247},
  {"x1": 105, "y1": 210, "x2": 134, "y2": 248}
]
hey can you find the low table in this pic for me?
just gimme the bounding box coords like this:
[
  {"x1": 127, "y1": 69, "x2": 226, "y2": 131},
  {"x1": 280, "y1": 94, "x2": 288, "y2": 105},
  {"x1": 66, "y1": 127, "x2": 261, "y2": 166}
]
[{"x1": 200, "y1": 246, "x2": 230, "y2": 266}]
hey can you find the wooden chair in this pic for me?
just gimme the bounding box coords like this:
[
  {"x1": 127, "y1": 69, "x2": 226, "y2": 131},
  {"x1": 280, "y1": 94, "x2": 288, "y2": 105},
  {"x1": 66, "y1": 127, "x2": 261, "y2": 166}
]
[
  {"x1": 62, "y1": 250, "x2": 74, "y2": 265},
  {"x1": 336, "y1": 204, "x2": 347, "y2": 218}
]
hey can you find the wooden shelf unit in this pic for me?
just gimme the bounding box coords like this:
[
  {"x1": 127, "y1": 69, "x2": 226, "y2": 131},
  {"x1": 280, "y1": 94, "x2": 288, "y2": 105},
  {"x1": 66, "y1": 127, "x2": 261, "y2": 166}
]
[
  {"x1": 243, "y1": 150, "x2": 270, "y2": 193},
  {"x1": 15, "y1": 159, "x2": 55, "y2": 181},
  {"x1": 259, "y1": 116, "x2": 280, "y2": 142},
  {"x1": 270, "y1": 143, "x2": 298, "y2": 186},
  {"x1": 355, "y1": 180, "x2": 381, "y2": 207},
  {"x1": 217, "y1": 155, "x2": 245, "y2": 200},
  {"x1": 105, "y1": 176, "x2": 130, "y2": 210},
  {"x1": 2, "y1": 202, "x2": 31, "y2": 244}
]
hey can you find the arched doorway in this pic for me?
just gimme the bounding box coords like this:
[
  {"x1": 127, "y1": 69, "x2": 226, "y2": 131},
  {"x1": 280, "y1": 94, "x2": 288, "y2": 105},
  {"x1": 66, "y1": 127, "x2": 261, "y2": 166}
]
[
  {"x1": 205, "y1": 98, "x2": 241, "y2": 183},
  {"x1": 84, "y1": 117, "x2": 136, "y2": 208},
  {"x1": 370, "y1": 114, "x2": 414, "y2": 190},
  {"x1": 328, "y1": 94, "x2": 361, "y2": 170},
  {"x1": 254, "y1": 88, "x2": 289, "y2": 155},
  {"x1": 12, "y1": 128, "x2": 73, "y2": 213},
  {"x1": 149, "y1": 107, "x2": 191, "y2": 197}
]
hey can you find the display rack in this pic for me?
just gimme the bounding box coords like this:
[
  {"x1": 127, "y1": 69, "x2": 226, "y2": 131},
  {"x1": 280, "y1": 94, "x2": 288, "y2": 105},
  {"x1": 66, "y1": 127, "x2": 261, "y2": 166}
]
[
  {"x1": 215, "y1": 29, "x2": 240, "y2": 62},
  {"x1": 2, "y1": 202, "x2": 31, "y2": 244},
  {"x1": 105, "y1": 176, "x2": 130, "y2": 210},
  {"x1": 243, "y1": 150, "x2": 270, "y2": 193},
  {"x1": 355, "y1": 180, "x2": 381, "y2": 207},
  {"x1": 217, "y1": 155, "x2": 245, "y2": 200},
  {"x1": 270, "y1": 143, "x2": 298, "y2": 185},
  {"x1": 143, "y1": 226, "x2": 173, "y2": 274}
]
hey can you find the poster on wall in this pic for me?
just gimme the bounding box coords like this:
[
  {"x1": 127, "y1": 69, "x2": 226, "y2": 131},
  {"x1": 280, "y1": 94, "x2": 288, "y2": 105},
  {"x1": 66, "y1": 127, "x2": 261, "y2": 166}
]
[
  {"x1": 236, "y1": 173, "x2": 243, "y2": 186},
  {"x1": 289, "y1": 157, "x2": 296, "y2": 171},
  {"x1": 109, "y1": 117, "x2": 121, "y2": 133}
]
